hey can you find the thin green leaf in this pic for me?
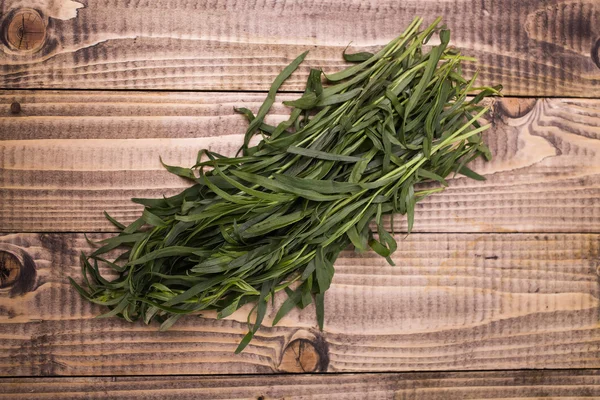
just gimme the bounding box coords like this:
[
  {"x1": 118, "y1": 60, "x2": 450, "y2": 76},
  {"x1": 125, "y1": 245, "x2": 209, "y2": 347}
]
[
  {"x1": 457, "y1": 165, "x2": 486, "y2": 181},
  {"x1": 273, "y1": 287, "x2": 302, "y2": 326},
  {"x1": 343, "y1": 50, "x2": 374, "y2": 63},
  {"x1": 315, "y1": 292, "x2": 325, "y2": 330},
  {"x1": 103, "y1": 211, "x2": 126, "y2": 230},
  {"x1": 241, "y1": 51, "x2": 309, "y2": 154},
  {"x1": 287, "y1": 146, "x2": 362, "y2": 162}
]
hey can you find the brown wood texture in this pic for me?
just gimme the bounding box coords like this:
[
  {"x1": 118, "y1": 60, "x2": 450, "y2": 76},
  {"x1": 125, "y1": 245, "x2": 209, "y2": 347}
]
[
  {"x1": 1, "y1": 232, "x2": 599, "y2": 376},
  {"x1": 1, "y1": 92, "x2": 599, "y2": 233},
  {"x1": 0, "y1": 0, "x2": 598, "y2": 95},
  {"x1": 3, "y1": 370, "x2": 600, "y2": 399}
]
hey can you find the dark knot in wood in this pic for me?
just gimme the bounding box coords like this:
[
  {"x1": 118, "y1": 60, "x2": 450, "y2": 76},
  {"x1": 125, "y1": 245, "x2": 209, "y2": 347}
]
[
  {"x1": 592, "y1": 38, "x2": 600, "y2": 70},
  {"x1": 0, "y1": 245, "x2": 37, "y2": 296},
  {"x1": 497, "y1": 98, "x2": 537, "y2": 119},
  {"x1": 278, "y1": 333, "x2": 329, "y2": 373},
  {"x1": 10, "y1": 102, "x2": 21, "y2": 114},
  {"x1": 0, "y1": 251, "x2": 21, "y2": 289},
  {"x1": 5, "y1": 8, "x2": 46, "y2": 53},
  {"x1": 279, "y1": 339, "x2": 319, "y2": 372}
]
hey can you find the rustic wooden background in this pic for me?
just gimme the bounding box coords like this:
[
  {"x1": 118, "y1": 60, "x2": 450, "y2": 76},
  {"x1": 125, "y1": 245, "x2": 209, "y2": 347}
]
[{"x1": 1, "y1": 0, "x2": 600, "y2": 398}]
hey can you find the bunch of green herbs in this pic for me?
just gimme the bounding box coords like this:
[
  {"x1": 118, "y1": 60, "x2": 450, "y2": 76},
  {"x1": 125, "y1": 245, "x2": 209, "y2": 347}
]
[{"x1": 70, "y1": 17, "x2": 501, "y2": 353}]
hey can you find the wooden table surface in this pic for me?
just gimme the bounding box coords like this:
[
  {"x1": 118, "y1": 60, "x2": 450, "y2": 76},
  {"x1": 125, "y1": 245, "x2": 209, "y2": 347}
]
[{"x1": 1, "y1": 0, "x2": 600, "y2": 398}]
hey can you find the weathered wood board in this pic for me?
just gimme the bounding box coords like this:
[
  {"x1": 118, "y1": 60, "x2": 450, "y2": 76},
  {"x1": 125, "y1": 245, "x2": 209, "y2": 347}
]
[
  {"x1": 1, "y1": 0, "x2": 600, "y2": 394},
  {"x1": 3, "y1": 370, "x2": 600, "y2": 399},
  {"x1": 0, "y1": 0, "x2": 598, "y2": 95},
  {"x1": 1, "y1": 232, "x2": 598, "y2": 376},
  {"x1": 1, "y1": 92, "x2": 599, "y2": 233}
]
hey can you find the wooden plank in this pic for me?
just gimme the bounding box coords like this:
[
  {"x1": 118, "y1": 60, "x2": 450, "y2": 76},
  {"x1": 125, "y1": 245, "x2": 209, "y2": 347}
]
[
  {"x1": 1, "y1": 92, "x2": 599, "y2": 233},
  {"x1": 0, "y1": 0, "x2": 598, "y2": 96},
  {"x1": 2, "y1": 370, "x2": 600, "y2": 399},
  {"x1": 0, "y1": 232, "x2": 598, "y2": 376}
]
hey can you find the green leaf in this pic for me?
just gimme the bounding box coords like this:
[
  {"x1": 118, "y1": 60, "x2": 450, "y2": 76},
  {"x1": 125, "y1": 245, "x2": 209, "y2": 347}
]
[
  {"x1": 241, "y1": 210, "x2": 306, "y2": 239},
  {"x1": 103, "y1": 211, "x2": 125, "y2": 230},
  {"x1": 457, "y1": 165, "x2": 486, "y2": 181},
  {"x1": 404, "y1": 28, "x2": 450, "y2": 127},
  {"x1": 235, "y1": 330, "x2": 255, "y2": 354},
  {"x1": 315, "y1": 292, "x2": 325, "y2": 330},
  {"x1": 252, "y1": 281, "x2": 273, "y2": 333},
  {"x1": 127, "y1": 246, "x2": 198, "y2": 266},
  {"x1": 368, "y1": 238, "x2": 391, "y2": 258},
  {"x1": 346, "y1": 225, "x2": 367, "y2": 252},
  {"x1": 163, "y1": 276, "x2": 223, "y2": 307},
  {"x1": 418, "y1": 168, "x2": 449, "y2": 186},
  {"x1": 160, "y1": 157, "x2": 196, "y2": 181},
  {"x1": 273, "y1": 174, "x2": 362, "y2": 194},
  {"x1": 286, "y1": 146, "x2": 362, "y2": 162},
  {"x1": 159, "y1": 314, "x2": 183, "y2": 331},
  {"x1": 234, "y1": 107, "x2": 256, "y2": 122},
  {"x1": 241, "y1": 51, "x2": 309, "y2": 155},
  {"x1": 350, "y1": 148, "x2": 377, "y2": 183},
  {"x1": 282, "y1": 92, "x2": 319, "y2": 109},
  {"x1": 315, "y1": 247, "x2": 335, "y2": 293},
  {"x1": 231, "y1": 169, "x2": 345, "y2": 201},
  {"x1": 343, "y1": 49, "x2": 374, "y2": 63},
  {"x1": 317, "y1": 88, "x2": 362, "y2": 107},
  {"x1": 273, "y1": 287, "x2": 302, "y2": 326},
  {"x1": 96, "y1": 296, "x2": 130, "y2": 319},
  {"x1": 142, "y1": 209, "x2": 168, "y2": 227},
  {"x1": 217, "y1": 295, "x2": 245, "y2": 319}
]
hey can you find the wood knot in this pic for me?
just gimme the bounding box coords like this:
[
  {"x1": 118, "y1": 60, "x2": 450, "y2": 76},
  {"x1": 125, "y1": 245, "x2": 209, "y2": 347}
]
[
  {"x1": 279, "y1": 339, "x2": 319, "y2": 372},
  {"x1": 0, "y1": 251, "x2": 22, "y2": 289},
  {"x1": 5, "y1": 9, "x2": 46, "y2": 53},
  {"x1": 10, "y1": 102, "x2": 21, "y2": 114},
  {"x1": 0, "y1": 244, "x2": 37, "y2": 296},
  {"x1": 278, "y1": 331, "x2": 329, "y2": 373},
  {"x1": 592, "y1": 38, "x2": 600, "y2": 70},
  {"x1": 497, "y1": 98, "x2": 537, "y2": 119}
]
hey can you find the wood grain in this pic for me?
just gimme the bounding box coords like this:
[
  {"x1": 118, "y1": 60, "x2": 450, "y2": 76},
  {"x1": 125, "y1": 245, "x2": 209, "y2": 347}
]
[
  {"x1": 3, "y1": 370, "x2": 600, "y2": 399},
  {"x1": 0, "y1": 0, "x2": 598, "y2": 95},
  {"x1": 0, "y1": 232, "x2": 598, "y2": 376},
  {"x1": 1, "y1": 92, "x2": 599, "y2": 233}
]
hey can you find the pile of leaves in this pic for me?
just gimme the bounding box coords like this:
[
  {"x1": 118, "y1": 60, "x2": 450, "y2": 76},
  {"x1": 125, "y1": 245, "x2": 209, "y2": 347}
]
[{"x1": 71, "y1": 17, "x2": 501, "y2": 352}]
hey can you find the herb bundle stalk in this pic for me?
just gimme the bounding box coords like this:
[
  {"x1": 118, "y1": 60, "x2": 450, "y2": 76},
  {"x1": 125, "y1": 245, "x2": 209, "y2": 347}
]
[{"x1": 71, "y1": 17, "x2": 501, "y2": 353}]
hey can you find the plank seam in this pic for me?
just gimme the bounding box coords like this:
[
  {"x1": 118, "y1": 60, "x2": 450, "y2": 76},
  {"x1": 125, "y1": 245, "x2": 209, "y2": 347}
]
[{"x1": 2, "y1": 367, "x2": 600, "y2": 380}]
